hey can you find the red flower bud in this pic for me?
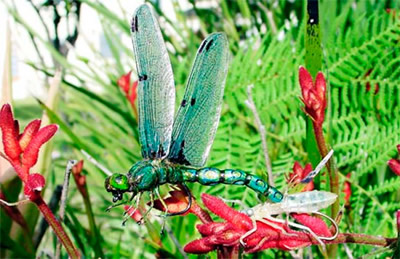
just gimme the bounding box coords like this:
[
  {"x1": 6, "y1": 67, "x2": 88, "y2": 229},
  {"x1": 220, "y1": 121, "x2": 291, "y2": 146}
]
[
  {"x1": 24, "y1": 173, "x2": 45, "y2": 199},
  {"x1": 117, "y1": 71, "x2": 132, "y2": 93},
  {"x1": 388, "y1": 159, "x2": 400, "y2": 176},
  {"x1": 21, "y1": 124, "x2": 58, "y2": 169},
  {"x1": 298, "y1": 67, "x2": 327, "y2": 126},
  {"x1": 344, "y1": 173, "x2": 352, "y2": 206},
  {"x1": 72, "y1": 160, "x2": 88, "y2": 197},
  {"x1": 287, "y1": 162, "x2": 314, "y2": 191},
  {"x1": 117, "y1": 72, "x2": 138, "y2": 117},
  {"x1": 19, "y1": 120, "x2": 41, "y2": 151},
  {"x1": 0, "y1": 104, "x2": 22, "y2": 159}
]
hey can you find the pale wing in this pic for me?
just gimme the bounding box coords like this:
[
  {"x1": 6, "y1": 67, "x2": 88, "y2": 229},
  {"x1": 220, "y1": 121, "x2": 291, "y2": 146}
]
[
  {"x1": 168, "y1": 33, "x2": 230, "y2": 167},
  {"x1": 131, "y1": 4, "x2": 175, "y2": 159}
]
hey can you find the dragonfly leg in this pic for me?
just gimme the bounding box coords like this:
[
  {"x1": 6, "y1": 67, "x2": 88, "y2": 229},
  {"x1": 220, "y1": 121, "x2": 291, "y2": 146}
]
[
  {"x1": 165, "y1": 184, "x2": 192, "y2": 216},
  {"x1": 240, "y1": 218, "x2": 258, "y2": 247},
  {"x1": 138, "y1": 192, "x2": 155, "y2": 225},
  {"x1": 312, "y1": 211, "x2": 339, "y2": 240},
  {"x1": 122, "y1": 192, "x2": 142, "y2": 226},
  {"x1": 154, "y1": 188, "x2": 168, "y2": 235}
]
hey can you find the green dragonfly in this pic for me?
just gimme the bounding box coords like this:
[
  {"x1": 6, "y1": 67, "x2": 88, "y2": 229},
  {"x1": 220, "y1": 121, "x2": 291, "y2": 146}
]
[{"x1": 105, "y1": 4, "x2": 283, "y2": 219}]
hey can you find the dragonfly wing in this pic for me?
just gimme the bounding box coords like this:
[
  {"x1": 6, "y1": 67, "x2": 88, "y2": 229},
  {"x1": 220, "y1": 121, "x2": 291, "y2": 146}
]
[
  {"x1": 168, "y1": 33, "x2": 230, "y2": 167},
  {"x1": 131, "y1": 4, "x2": 175, "y2": 159}
]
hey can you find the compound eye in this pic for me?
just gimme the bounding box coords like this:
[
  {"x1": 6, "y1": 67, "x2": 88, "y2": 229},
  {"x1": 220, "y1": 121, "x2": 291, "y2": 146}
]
[{"x1": 109, "y1": 174, "x2": 129, "y2": 191}]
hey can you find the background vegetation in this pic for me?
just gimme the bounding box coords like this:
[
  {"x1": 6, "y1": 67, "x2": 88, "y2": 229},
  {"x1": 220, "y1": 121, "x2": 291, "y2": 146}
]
[{"x1": 1, "y1": 0, "x2": 399, "y2": 258}]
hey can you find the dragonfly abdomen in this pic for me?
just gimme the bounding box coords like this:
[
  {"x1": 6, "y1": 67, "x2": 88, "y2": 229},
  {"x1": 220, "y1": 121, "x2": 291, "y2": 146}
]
[{"x1": 181, "y1": 167, "x2": 283, "y2": 202}]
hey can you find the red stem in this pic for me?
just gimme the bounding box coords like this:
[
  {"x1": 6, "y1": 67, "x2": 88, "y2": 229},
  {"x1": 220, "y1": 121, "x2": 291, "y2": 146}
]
[
  {"x1": 30, "y1": 192, "x2": 80, "y2": 259},
  {"x1": 313, "y1": 123, "x2": 340, "y2": 218},
  {"x1": 328, "y1": 233, "x2": 396, "y2": 247}
]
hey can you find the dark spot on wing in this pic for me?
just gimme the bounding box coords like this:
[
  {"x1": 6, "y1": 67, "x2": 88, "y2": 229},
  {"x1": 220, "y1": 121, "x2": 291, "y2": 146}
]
[
  {"x1": 169, "y1": 140, "x2": 190, "y2": 165},
  {"x1": 131, "y1": 18, "x2": 136, "y2": 32},
  {"x1": 205, "y1": 39, "x2": 214, "y2": 51},
  {"x1": 190, "y1": 98, "x2": 196, "y2": 106},
  {"x1": 198, "y1": 40, "x2": 207, "y2": 53},
  {"x1": 139, "y1": 74, "x2": 148, "y2": 81},
  {"x1": 135, "y1": 15, "x2": 138, "y2": 32},
  {"x1": 131, "y1": 15, "x2": 138, "y2": 32},
  {"x1": 181, "y1": 99, "x2": 187, "y2": 107}
]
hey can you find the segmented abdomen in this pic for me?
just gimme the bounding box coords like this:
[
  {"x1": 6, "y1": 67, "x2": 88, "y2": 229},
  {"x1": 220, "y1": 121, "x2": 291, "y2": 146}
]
[{"x1": 182, "y1": 167, "x2": 283, "y2": 202}]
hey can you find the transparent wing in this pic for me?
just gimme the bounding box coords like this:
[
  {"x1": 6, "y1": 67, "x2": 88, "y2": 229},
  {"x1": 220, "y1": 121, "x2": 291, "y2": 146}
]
[
  {"x1": 131, "y1": 4, "x2": 175, "y2": 159},
  {"x1": 168, "y1": 33, "x2": 230, "y2": 167}
]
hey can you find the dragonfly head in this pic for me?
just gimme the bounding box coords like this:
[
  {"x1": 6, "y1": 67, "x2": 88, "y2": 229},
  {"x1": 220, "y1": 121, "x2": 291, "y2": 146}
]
[{"x1": 105, "y1": 173, "x2": 130, "y2": 202}]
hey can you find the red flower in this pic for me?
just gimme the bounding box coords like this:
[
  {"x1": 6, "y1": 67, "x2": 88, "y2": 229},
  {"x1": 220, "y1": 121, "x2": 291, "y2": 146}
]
[
  {"x1": 72, "y1": 160, "x2": 88, "y2": 198},
  {"x1": 0, "y1": 104, "x2": 57, "y2": 185},
  {"x1": 153, "y1": 188, "x2": 212, "y2": 224},
  {"x1": 343, "y1": 173, "x2": 352, "y2": 206},
  {"x1": 298, "y1": 67, "x2": 327, "y2": 126},
  {"x1": 388, "y1": 144, "x2": 400, "y2": 176},
  {"x1": 117, "y1": 71, "x2": 138, "y2": 117},
  {"x1": 184, "y1": 194, "x2": 335, "y2": 254},
  {"x1": 287, "y1": 161, "x2": 314, "y2": 191}
]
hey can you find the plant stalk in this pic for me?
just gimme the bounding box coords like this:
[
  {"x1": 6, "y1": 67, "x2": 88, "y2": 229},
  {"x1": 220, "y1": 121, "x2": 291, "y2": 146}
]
[
  {"x1": 313, "y1": 123, "x2": 339, "y2": 218},
  {"x1": 30, "y1": 193, "x2": 80, "y2": 259}
]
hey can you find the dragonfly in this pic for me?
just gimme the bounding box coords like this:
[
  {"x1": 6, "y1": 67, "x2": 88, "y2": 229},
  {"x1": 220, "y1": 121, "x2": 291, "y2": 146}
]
[{"x1": 104, "y1": 4, "x2": 284, "y2": 221}]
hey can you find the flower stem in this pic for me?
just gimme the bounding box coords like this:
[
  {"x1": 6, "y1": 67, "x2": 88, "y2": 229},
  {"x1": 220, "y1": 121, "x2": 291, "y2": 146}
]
[
  {"x1": 328, "y1": 233, "x2": 396, "y2": 247},
  {"x1": 30, "y1": 192, "x2": 80, "y2": 259},
  {"x1": 313, "y1": 123, "x2": 340, "y2": 219}
]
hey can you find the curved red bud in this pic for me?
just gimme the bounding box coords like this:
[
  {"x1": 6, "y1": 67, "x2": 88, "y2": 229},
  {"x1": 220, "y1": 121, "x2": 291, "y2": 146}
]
[
  {"x1": 201, "y1": 193, "x2": 252, "y2": 230},
  {"x1": 184, "y1": 238, "x2": 215, "y2": 254},
  {"x1": 291, "y1": 213, "x2": 333, "y2": 238},
  {"x1": 0, "y1": 104, "x2": 22, "y2": 159},
  {"x1": 129, "y1": 81, "x2": 138, "y2": 105},
  {"x1": 117, "y1": 71, "x2": 132, "y2": 93},
  {"x1": 19, "y1": 120, "x2": 41, "y2": 151},
  {"x1": 21, "y1": 124, "x2": 58, "y2": 169},
  {"x1": 299, "y1": 66, "x2": 313, "y2": 100}
]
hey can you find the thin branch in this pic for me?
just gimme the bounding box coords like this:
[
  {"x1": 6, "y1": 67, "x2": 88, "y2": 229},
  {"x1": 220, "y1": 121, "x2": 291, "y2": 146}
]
[
  {"x1": 55, "y1": 160, "x2": 77, "y2": 259},
  {"x1": 27, "y1": 0, "x2": 52, "y2": 43},
  {"x1": 80, "y1": 149, "x2": 113, "y2": 176},
  {"x1": 245, "y1": 84, "x2": 274, "y2": 186}
]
